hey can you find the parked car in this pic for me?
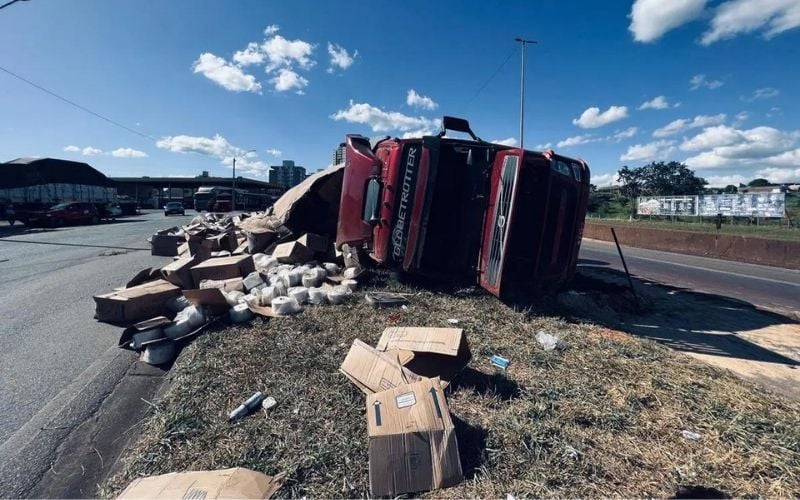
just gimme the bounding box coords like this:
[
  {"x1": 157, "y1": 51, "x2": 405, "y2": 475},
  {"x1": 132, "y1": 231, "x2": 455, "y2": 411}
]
[
  {"x1": 164, "y1": 201, "x2": 185, "y2": 216},
  {"x1": 24, "y1": 202, "x2": 100, "y2": 227},
  {"x1": 96, "y1": 202, "x2": 123, "y2": 221}
]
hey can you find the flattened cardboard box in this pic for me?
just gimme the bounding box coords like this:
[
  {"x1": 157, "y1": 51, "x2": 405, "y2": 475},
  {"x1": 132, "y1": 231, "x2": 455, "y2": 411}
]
[
  {"x1": 161, "y1": 255, "x2": 197, "y2": 289},
  {"x1": 190, "y1": 255, "x2": 255, "y2": 284},
  {"x1": 93, "y1": 279, "x2": 181, "y2": 323},
  {"x1": 377, "y1": 327, "x2": 471, "y2": 386},
  {"x1": 117, "y1": 467, "x2": 281, "y2": 499},
  {"x1": 367, "y1": 378, "x2": 463, "y2": 497},
  {"x1": 339, "y1": 339, "x2": 423, "y2": 394}
]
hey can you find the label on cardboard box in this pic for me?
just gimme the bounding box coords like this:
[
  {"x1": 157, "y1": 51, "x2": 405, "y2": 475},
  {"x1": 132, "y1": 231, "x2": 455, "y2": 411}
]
[{"x1": 396, "y1": 391, "x2": 416, "y2": 408}]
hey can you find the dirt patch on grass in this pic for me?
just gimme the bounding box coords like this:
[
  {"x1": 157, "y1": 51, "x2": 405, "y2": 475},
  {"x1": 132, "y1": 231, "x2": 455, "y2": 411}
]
[{"x1": 101, "y1": 275, "x2": 800, "y2": 498}]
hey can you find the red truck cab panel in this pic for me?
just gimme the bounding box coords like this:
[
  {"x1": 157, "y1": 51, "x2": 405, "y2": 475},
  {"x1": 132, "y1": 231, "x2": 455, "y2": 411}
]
[{"x1": 335, "y1": 135, "x2": 382, "y2": 249}]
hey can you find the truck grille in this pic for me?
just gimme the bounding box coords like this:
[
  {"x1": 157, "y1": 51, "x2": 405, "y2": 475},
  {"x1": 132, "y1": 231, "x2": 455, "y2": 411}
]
[{"x1": 486, "y1": 156, "x2": 518, "y2": 286}]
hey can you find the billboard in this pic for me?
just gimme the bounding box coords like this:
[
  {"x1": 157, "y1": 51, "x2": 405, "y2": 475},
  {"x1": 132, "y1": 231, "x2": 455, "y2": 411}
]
[
  {"x1": 637, "y1": 196, "x2": 697, "y2": 216},
  {"x1": 637, "y1": 193, "x2": 785, "y2": 218},
  {"x1": 697, "y1": 193, "x2": 785, "y2": 217}
]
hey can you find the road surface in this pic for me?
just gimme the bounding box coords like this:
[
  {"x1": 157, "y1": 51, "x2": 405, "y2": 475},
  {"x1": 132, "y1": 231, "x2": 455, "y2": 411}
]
[
  {"x1": 0, "y1": 211, "x2": 194, "y2": 444},
  {"x1": 579, "y1": 238, "x2": 800, "y2": 317}
]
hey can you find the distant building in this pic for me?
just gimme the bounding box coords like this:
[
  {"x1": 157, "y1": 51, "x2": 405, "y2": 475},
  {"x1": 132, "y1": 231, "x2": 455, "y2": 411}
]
[
  {"x1": 269, "y1": 160, "x2": 306, "y2": 188},
  {"x1": 332, "y1": 143, "x2": 346, "y2": 166},
  {"x1": 596, "y1": 184, "x2": 622, "y2": 195},
  {"x1": 739, "y1": 184, "x2": 788, "y2": 194}
]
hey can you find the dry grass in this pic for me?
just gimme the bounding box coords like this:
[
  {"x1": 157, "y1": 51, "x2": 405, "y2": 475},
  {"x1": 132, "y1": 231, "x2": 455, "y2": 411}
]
[{"x1": 101, "y1": 274, "x2": 800, "y2": 498}]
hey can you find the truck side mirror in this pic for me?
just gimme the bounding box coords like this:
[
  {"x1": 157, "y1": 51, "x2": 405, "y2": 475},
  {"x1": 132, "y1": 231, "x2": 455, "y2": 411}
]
[{"x1": 362, "y1": 178, "x2": 381, "y2": 225}]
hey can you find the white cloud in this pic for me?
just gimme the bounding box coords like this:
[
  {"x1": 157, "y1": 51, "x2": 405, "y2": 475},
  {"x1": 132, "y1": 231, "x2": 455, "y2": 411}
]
[
  {"x1": 557, "y1": 134, "x2": 599, "y2": 148},
  {"x1": 638, "y1": 95, "x2": 671, "y2": 110},
  {"x1": 81, "y1": 146, "x2": 103, "y2": 156},
  {"x1": 327, "y1": 42, "x2": 357, "y2": 71},
  {"x1": 111, "y1": 147, "x2": 148, "y2": 158},
  {"x1": 702, "y1": 0, "x2": 800, "y2": 45},
  {"x1": 406, "y1": 89, "x2": 438, "y2": 110},
  {"x1": 620, "y1": 140, "x2": 675, "y2": 162},
  {"x1": 592, "y1": 172, "x2": 621, "y2": 187},
  {"x1": 270, "y1": 68, "x2": 309, "y2": 93},
  {"x1": 683, "y1": 125, "x2": 800, "y2": 169},
  {"x1": 535, "y1": 142, "x2": 553, "y2": 150},
  {"x1": 755, "y1": 167, "x2": 800, "y2": 183},
  {"x1": 735, "y1": 111, "x2": 750, "y2": 123},
  {"x1": 262, "y1": 35, "x2": 315, "y2": 72},
  {"x1": 629, "y1": 0, "x2": 707, "y2": 42},
  {"x1": 572, "y1": 105, "x2": 629, "y2": 129},
  {"x1": 690, "y1": 74, "x2": 724, "y2": 90},
  {"x1": 266, "y1": 148, "x2": 282, "y2": 157},
  {"x1": 492, "y1": 137, "x2": 518, "y2": 147},
  {"x1": 331, "y1": 100, "x2": 440, "y2": 133},
  {"x1": 63, "y1": 145, "x2": 80, "y2": 152},
  {"x1": 157, "y1": 133, "x2": 272, "y2": 177},
  {"x1": 611, "y1": 127, "x2": 639, "y2": 142},
  {"x1": 264, "y1": 24, "x2": 280, "y2": 36},
  {"x1": 653, "y1": 113, "x2": 726, "y2": 137},
  {"x1": 742, "y1": 87, "x2": 780, "y2": 102},
  {"x1": 401, "y1": 126, "x2": 441, "y2": 139},
  {"x1": 192, "y1": 53, "x2": 262, "y2": 93},
  {"x1": 680, "y1": 125, "x2": 743, "y2": 151},
  {"x1": 232, "y1": 42, "x2": 266, "y2": 67},
  {"x1": 156, "y1": 134, "x2": 238, "y2": 157},
  {"x1": 704, "y1": 174, "x2": 750, "y2": 187}
]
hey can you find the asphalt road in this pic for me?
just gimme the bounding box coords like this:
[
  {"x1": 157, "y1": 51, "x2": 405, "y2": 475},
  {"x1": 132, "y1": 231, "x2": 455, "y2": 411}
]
[
  {"x1": 0, "y1": 210, "x2": 194, "y2": 444},
  {"x1": 579, "y1": 238, "x2": 800, "y2": 317}
]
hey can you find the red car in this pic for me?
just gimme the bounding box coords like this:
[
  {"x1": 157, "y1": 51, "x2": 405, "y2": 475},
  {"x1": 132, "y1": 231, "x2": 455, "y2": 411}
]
[
  {"x1": 23, "y1": 202, "x2": 101, "y2": 227},
  {"x1": 335, "y1": 116, "x2": 590, "y2": 300}
]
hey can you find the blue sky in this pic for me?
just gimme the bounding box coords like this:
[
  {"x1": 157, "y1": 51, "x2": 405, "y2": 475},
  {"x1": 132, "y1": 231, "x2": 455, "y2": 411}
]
[{"x1": 1, "y1": 0, "x2": 798, "y2": 187}]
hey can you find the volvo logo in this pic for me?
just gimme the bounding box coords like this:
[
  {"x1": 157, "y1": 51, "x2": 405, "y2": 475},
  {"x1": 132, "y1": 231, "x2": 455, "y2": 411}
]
[{"x1": 497, "y1": 215, "x2": 506, "y2": 228}]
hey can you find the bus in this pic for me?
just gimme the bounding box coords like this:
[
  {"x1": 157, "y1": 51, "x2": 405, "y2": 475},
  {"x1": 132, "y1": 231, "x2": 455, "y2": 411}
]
[{"x1": 193, "y1": 186, "x2": 275, "y2": 212}]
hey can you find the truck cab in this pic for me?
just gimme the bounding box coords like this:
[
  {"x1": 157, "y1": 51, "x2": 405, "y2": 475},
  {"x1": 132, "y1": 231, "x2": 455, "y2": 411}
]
[{"x1": 336, "y1": 116, "x2": 590, "y2": 300}]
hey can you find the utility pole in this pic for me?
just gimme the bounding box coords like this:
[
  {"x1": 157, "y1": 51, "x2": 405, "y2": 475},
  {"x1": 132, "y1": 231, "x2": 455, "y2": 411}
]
[
  {"x1": 232, "y1": 149, "x2": 256, "y2": 211},
  {"x1": 515, "y1": 37, "x2": 537, "y2": 151}
]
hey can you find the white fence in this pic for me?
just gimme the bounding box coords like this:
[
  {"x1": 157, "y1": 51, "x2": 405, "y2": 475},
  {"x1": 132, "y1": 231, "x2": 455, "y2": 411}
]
[{"x1": 637, "y1": 193, "x2": 786, "y2": 218}]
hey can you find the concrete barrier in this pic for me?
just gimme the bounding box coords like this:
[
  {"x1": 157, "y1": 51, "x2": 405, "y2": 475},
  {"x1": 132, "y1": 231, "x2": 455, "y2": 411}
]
[{"x1": 584, "y1": 222, "x2": 800, "y2": 270}]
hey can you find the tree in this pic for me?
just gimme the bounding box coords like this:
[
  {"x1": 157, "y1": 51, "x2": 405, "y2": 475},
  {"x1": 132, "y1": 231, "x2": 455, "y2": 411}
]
[
  {"x1": 748, "y1": 178, "x2": 770, "y2": 187},
  {"x1": 722, "y1": 184, "x2": 738, "y2": 194},
  {"x1": 617, "y1": 161, "x2": 707, "y2": 199}
]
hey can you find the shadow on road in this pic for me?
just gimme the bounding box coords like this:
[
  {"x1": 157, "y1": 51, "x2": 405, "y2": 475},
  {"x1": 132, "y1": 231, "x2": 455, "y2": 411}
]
[
  {"x1": 559, "y1": 264, "x2": 800, "y2": 398},
  {"x1": 0, "y1": 218, "x2": 148, "y2": 238}
]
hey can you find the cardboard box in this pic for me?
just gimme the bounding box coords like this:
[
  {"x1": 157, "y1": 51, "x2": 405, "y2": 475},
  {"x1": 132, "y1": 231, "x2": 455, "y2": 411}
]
[
  {"x1": 367, "y1": 378, "x2": 463, "y2": 496},
  {"x1": 340, "y1": 339, "x2": 423, "y2": 394},
  {"x1": 150, "y1": 229, "x2": 184, "y2": 257},
  {"x1": 297, "y1": 233, "x2": 329, "y2": 255},
  {"x1": 190, "y1": 255, "x2": 255, "y2": 284},
  {"x1": 207, "y1": 232, "x2": 238, "y2": 253},
  {"x1": 93, "y1": 279, "x2": 181, "y2": 323},
  {"x1": 161, "y1": 255, "x2": 197, "y2": 289},
  {"x1": 186, "y1": 233, "x2": 214, "y2": 261},
  {"x1": 376, "y1": 327, "x2": 471, "y2": 386},
  {"x1": 117, "y1": 467, "x2": 281, "y2": 499},
  {"x1": 183, "y1": 288, "x2": 230, "y2": 316},
  {"x1": 198, "y1": 277, "x2": 244, "y2": 292},
  {"x1": 272, "y1": 240, "x2": 314, "y2": 264}
]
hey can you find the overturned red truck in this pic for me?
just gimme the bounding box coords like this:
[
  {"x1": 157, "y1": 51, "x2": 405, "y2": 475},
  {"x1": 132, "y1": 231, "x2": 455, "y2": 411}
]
[{"x1": 335, "y1": 116, "x2": 590, "y2": 301}]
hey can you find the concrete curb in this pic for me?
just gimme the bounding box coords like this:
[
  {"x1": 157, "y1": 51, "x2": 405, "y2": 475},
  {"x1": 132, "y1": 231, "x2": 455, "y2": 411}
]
[{"x1": 0, "y1": 345, "x2": 136, "y2": 498}]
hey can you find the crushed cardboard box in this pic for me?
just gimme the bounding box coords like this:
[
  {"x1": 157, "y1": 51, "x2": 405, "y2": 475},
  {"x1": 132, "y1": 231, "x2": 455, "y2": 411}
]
[
  {"x1": 161, "y1": 255, "x2": 197, "y2": 289},
  {"x1": 190, "y1": 255, "x2": 255, "y2": 284},
  {"x1": 117, "y1": 467, "x2": 282, "y2": 499},
  {"x1": 366, "y1": 377, "x2": 463, "y2": 496},
  {"x1": 376, "y1": 327, "x2": 471, "y2": 386},
  {"x1": 183, "y1": 288, "x2": 231, "y2": 317},
  {"x1": 271, "y1": 163, "x2": 344, "y2": 236},
  {"x1": 207, "y1": 232, "x2": 238, "y2": 253},
  {"x1": 150, "y1": 228, "x2": 184, "y2": 257},
  {"x1": 297, "y1": 233, "x2": 329, "y2": 255},
  {"x1": 272, "y1": 240, "x2": 314, "y2": 264},
  {"x1": 94, "y1": 279, "x2": 181, "y2": 323},
  {"x1": 340, "y1": 339, "x2": 423, "y2": 394}
]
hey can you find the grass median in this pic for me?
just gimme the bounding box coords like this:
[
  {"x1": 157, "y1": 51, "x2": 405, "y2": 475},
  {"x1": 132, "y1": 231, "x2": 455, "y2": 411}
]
[{"x1": 102, "y1": 274, "x2": 800, "y2": 498}]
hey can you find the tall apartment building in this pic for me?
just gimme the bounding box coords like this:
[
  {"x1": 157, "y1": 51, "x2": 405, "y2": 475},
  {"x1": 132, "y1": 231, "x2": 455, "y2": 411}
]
[
  {"x1": 332, "y1": 143, "x2": 346, "y2": 166},
  {"x1": 268, "y1": 160, "x2": 306, "y2": 188}
]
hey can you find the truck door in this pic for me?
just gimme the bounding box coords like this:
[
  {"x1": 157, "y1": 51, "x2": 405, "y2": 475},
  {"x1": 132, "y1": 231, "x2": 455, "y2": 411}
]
[{"x1": 336, "y1": 135, "x2": 383, "y2": 249}]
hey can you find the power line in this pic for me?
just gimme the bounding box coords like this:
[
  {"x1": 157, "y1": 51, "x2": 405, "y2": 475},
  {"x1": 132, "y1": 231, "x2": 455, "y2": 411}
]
[
  {"x1": 464, "y1": 46, "x2": 518, "y2": 108},
  {"x1": 0, "y1": 65, "x2": 155, "y2": 141},
  {"x1": 0, "y1": 0, "x2": 30, "y2": 10}
]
